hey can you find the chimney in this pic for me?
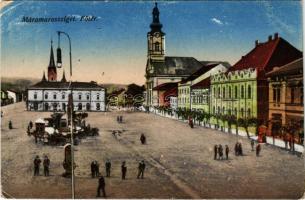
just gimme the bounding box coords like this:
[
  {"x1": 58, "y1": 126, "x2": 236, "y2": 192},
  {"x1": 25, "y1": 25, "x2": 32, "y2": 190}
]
[
  {"x1": 255, "y1": 40, "x2": 259, "y2": 46},
  {"x1": 268, "y1": 35, "x2": 272, "y2": 41},
  {"x1": 274, "y1": 32, "x2": 279, "y2": 39}
]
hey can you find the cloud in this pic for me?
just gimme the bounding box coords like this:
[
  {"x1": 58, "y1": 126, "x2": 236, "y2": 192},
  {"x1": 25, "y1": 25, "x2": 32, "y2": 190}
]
[{"x1": 211, "y1": 17, "x2": 223, "y2": 25}]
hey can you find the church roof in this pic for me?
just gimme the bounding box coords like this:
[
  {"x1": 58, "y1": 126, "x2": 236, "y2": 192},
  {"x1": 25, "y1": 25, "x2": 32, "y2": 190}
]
[
  {"x1": 229, "y1": 34, "x2": 302, "y2": 73},
  {"x1": 29, "y1": 81, "x2": 103, "y2": 89},
  {"x1": 151, "y1": 56, "x2": 204, "y2": 76}
]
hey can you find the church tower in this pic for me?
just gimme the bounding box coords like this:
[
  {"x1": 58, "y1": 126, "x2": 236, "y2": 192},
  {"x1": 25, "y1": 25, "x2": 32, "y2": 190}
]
[
  {"x1": 47, "y1": 40, "x2": 57, "y2": 82},
  {"x1": 147, "y1": 2, "x2": 165, "y2": 63}
]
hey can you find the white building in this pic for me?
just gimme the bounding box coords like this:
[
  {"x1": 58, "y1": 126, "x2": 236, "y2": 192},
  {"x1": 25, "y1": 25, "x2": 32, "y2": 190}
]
[{"x1": 27, "y1": 40, "x2": 105, "y2": 112}]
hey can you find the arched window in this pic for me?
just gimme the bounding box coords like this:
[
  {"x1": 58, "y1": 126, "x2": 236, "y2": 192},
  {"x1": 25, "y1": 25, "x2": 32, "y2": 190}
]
[
  {"x1": 96, "y1": 103, "x2": 100, "y2": 110},
  {"x1": 223, "y1": 87, "x2": 226, "y2": 99},
  {"x1": 45, "y1": 93, "x2": 48, "y2": 99},
  {"x1": 155, "y1": 42, "x2": 160, "y2": 51},
  {"x1": 86, "y1": 94, "x2": 90, "y2": 100},
  {"x1": 78, "y1": 94, "x2": 82, "y2": 100},
  {"x1": 97, "y1": 94, "x2": 100, "y2": 100},
  {"x1": 248, "y1": 85, "x2": 251, "y2": 99},
  {"x1": 62, "y1": 92, "x2": 65, "y2": 100},
  {"x1": 218, "y1": 87, "x2": 220, "y2": 98},
  {"x1": 229, "y1": 86, "x2": 231, "y2": 99},
  {"x1": 44, "y1": 103, "x2": 49, "y2": 111},
  {"x1": 53, "y1": 93, "x2": 57, "y2": 100},
  {"x1": 78, "y1": 103, "x2": 82, "y2": 111},
  {"x1": 34, "y1": 92, "x2": 37, "y2": 99},
  {"x1": 241, "y1": 85, "x2": 244, "y2": 99},
  {"x1": 235, "y1": 86, "x2": 238, "y2": 99}
]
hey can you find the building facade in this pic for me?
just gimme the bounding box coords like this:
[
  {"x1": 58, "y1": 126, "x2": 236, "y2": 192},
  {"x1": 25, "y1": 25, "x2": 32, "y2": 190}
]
[
  {"x1": 27, "y1": 41, "x2": 105, "y2": 112},
  {"x1": 145, "y1": 3, "x2": 204, "y2": 107},
  {"x1": 210, "y1": 33, "x2": 302, "y2": 134},
  {"x1": 267, "y1": 58, "x2": 303, "y2": 138}
]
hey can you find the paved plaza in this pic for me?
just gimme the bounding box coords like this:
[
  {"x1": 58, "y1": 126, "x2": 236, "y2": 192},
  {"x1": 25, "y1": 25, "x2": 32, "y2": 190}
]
[{"x1": 1, "y1": 103, "x2": 305, "y2": 198}]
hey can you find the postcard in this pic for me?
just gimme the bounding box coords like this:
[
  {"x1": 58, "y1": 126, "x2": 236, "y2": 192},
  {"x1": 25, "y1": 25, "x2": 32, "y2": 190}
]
[{"x1": 0, "y1": 1, "x2": 304, "y2": 199}]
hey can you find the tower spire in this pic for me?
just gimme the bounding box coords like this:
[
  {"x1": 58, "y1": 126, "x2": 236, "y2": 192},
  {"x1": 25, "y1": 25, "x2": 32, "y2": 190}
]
[
  {"x1": 41, "y1": 71, "x2": 46, "y2": 82},
  {"x1": 61, "y1": 70, "x2": 67, "y2": 82},
  {"x1": 150, "y1": 2, "x2": 163, "y2": 33},
  {"x1": 49, "y1": 39, "x2": 55, "y2": 68}
]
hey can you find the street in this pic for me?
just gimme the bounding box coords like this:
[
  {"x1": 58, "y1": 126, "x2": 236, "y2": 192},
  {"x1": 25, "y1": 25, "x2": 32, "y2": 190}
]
[{"x1": 1, "y1": 103, "x2": 304, "y2": 198}]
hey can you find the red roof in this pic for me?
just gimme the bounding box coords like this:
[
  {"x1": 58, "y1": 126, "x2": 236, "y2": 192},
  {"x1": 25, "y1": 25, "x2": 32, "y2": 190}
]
[
  {"x1": 191, "y1": 77, "x2": 211, "y2": 89},
  {"x1": 153, "y1": 82, "x2": 178, "y2": 91},
  {"x1": 230, "y1": 35, "x2": 302, "y2": 73},
  {"x1": 163, "y1": 86, "x2": 178, "y2": 98}
]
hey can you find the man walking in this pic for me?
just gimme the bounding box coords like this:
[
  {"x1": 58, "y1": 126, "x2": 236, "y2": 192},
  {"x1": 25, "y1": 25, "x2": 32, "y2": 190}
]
[
  {"x1": 121, "y1": 161, "x2": 127, "y2": 180},
  {"x1": 96, "y1": 175, "x2": 106, "y2": 197},
  {"x1": 105, "y1": 160, "x2": 111, "y2": 177},
  {"x1": 137, "y1": 160, "x2": 146, "y2": 179},
  {"x1": 33, "y1": 155, "x2": 41, "y2": 176},
  {"x1": 218, "y1": 144, "x2": 223, "y2": 160},
  {"x1": 225, "y1": 145, "x2": 229, "y2": 160},
  {"x1": 91, "y1": 161, "x2": 96, "y2": 178},
  {"x1": 43, "y1": 155, "x2": 50, "y2": 176},
  {"x1": 256, "y1": 143, "x2": 261, "y2": 157},
  {"x1": 214, "y1": 145, "x2": 218, "y2": 160},
  {"x1": 94, "y1": 160, "x2": 100, "y2": 177}
]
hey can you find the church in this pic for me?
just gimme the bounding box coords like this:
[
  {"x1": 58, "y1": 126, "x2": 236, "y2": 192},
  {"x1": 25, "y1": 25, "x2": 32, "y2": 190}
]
[
  {"x1": 145, "y1": 3, "x2": 209, "y2": 107},
  {"x1": 27, "y1": 41, "x2": 106, "y2": 112}
]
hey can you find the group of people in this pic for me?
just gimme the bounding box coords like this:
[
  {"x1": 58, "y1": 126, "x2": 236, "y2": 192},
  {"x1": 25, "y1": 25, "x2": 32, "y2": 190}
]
[
  {"x1": 96, "y1": 160, "x2": 146, "y2": 198},
  {"x1": 234, "y1": 142, "x2": 243, "y2": 156},
  {"x1": 33, "y1": 155, "x2": 50, "y2": 176},
  {"x1": 91, "y1": 160, "x2": 100, "y2": 178},
  {"x1": 214, "y1": 144, "x2": 229, "y2": 160},
  {"x1": 116, "y1": 116, "x2": 123, "y2": 123}
]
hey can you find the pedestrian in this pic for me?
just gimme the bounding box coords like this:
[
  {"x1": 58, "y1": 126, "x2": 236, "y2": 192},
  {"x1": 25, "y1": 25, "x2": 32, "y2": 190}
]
[
  {"x1": 91, "y1": 161, "x2": 96, "y2": 178},
  {"x1": 105, "y1": 160, "x2": 111, "y2": 177},
  {"x1": 33, "y1": 155, "x2": 41, "y2": 176},
  {"x1": 43, "y1": 155, "x2": 50, "y2": 176},
  {"x1": 225, "y1": 145, "x2": 229, "y2": 160},
  {"x1": 121, "y1": 161, "x2": 127, "y2": 180},
  {"x1": 94, "y1": 160, "x2": 100, "y2": 177},
  {"x1": 120, "y1": 116, "x2": 123, "y2": 123},
  {"x1": 96, "y1": 175, "x2": 106, "y2": 197},
  {"x1": 256, "y1": 143, "x2": 261, "y2": 157},
  {"x1": 239, "y1": 143, "x2": 243, "y2": 156},
  {"x1": 234, "y1": 142, "x2": 239, "y2": 156},
  {"x1": 214, "y1": 144, "x2": 218, "y2": 160},
  {"x1": 251, "y1": 140, "x2": 255, "y2": 151},
  {"x1": 140, "y1": 134, "x2": 146, "y2": 145},
  {"x1": 29, "y1": 121, "x2": 33, "y2": 129},
  {"x1": 218, "y1": 144, "x2": 223, "y2": 160},
  {"x1": 8, "y1": 120, "x2": 13, "y2": 129},
  {"x1": 117, "y1": 116, "x2": 119, "y2": 123},
  {"x1": 140, "y1": 160, "x2": 146, "y2": 179}
]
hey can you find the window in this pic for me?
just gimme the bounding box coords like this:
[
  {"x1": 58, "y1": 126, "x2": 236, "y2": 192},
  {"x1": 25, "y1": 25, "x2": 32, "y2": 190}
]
[
  {"x1": 223, "y1": 87, "x2": 226, "y2": 99},
  {"x1": 45, "y1": 103, "x2": 49, "y2": 111},
  {"x1": 78, "y1": 103, "x2": 82, "y2": 110},
  {"x1": 53, "y1": 93, "x2": 57, "y2": 100},
  {"x1": 214, "y1": 88, "x2": 216, "y2": 97},
  {"x1": 276, "y1": 88, "x2": 281, "y2": 104},
  {"x1": 155, "y1": 42, "x2": 160, "y2": 51},
  {"x1": 241, "y1": 108, "x2": 244, "y2": 117},
  {"x1": 87, "y1": 94, "x2": 90, "y2": 100},
  {"x1": 97, "y1": 94, "x2": 100, "y2": 100},
  {"x1": 79, "y1": 94, "x2": 82, "y2": 100},
  {"x1": 34, "y1": 92, "x2": 37, "y2": 100},
  {"x1": 86, "y1": 103, "x2": 90, "y2": 111},
  {"x1": 217, "y1": 106, "x2": 220, "y2": 114},
  {"x1": 213, "y1": 106, "x2": 215, "y2": 114},
  {"x1": 273, "y1": 88, "x2": 276, "y2": 102},
  {"x1": 96, "y1": 103, "x2": 100, "y2": 110},
  {"x1": 62, "y1": 92, "x2": 65, "y2": 99},
  {"x1": 218, "y1": 87, "x2": 220, "y2": 98},
  {"x1": 222, "y1": 106, "x2": 225, "y2": 114},
  {"x1": 229, "y1": 86, "x2": 231, "y2": 99},
  {"x1": 248, "y1": 85, "x2": 251, "y2": 99},
  {"x1": 45, "y1": 93, "x2": 48, "y2": 99},
  {"x1": 241, "y1": 85, "x2": 244, "y2": 99},
  {"x1": 291, "y1": 88, "x2": 295, "y2": 103},
  {"x1": 235, "y1": 86, "x2": 238, "y2": 99},
  {"x1": 234, "y1": 108, "x2": 237, "y2": 116}
]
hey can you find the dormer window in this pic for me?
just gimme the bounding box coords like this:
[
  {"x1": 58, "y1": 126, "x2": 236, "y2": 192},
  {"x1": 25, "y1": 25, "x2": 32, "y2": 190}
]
[{"x1": 154, "y1": 42, "x2": 160, "y2": 51}]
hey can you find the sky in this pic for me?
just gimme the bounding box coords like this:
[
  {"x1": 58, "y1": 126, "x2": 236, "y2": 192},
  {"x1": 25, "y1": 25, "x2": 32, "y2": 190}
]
[{"x1": 0, "y1": 1, "x2": 303, "y2": 85}]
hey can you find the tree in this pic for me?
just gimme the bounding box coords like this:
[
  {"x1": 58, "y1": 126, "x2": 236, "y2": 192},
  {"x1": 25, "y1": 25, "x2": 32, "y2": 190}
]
[{"x1": 238, "y1": 117, "x2": 257, "y2": 139}]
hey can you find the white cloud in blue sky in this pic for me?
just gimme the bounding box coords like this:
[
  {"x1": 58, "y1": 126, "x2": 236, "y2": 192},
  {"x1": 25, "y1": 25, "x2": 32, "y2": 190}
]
[{"x1": 211, "y1": 17, "x2": 223, "y2": 25}]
